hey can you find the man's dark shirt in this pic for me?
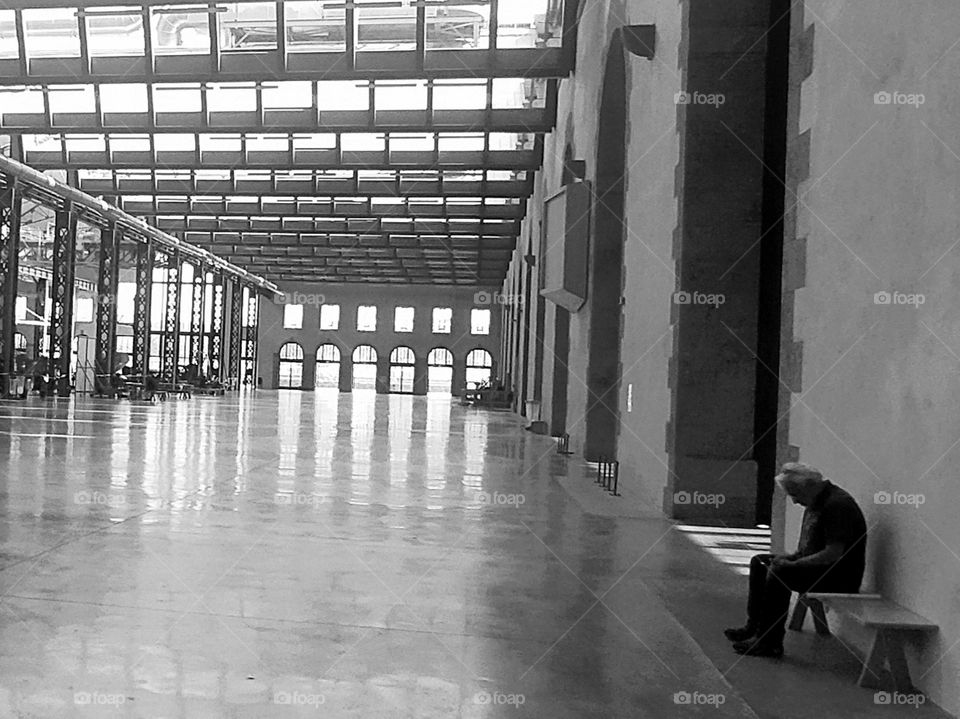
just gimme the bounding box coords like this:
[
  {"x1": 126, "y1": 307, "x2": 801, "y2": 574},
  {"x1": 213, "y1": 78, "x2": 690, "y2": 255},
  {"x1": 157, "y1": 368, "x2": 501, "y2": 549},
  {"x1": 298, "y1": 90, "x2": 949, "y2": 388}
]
[{"x1": 794, "y1": 481, "x2": 867, "y2": 590}]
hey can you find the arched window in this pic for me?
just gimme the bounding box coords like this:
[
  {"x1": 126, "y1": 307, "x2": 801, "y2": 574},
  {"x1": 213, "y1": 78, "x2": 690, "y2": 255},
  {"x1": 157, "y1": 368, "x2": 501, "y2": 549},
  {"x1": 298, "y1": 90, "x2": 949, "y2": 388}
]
[
  {"x1": 278, "y1": 342, "x2": 304, "y2": 389},
  {"x1": 389, "y1": 346, "x2": 416, "y2": 394},
  {"x1": 351, "y1": 344, "x2": 377, "y2": 390},
  {"x1": 427, "y1": 347, "x2": 454, "y2": 394},
  {"x1": 315, "y1": 343, "x2": 342, "y2": 388},
  {"x1": 428, "y1": 348, "x2": 453, "y2": 366},
  {"x1": 465, "y1": 348, "x2": 493, "y2": 389}
]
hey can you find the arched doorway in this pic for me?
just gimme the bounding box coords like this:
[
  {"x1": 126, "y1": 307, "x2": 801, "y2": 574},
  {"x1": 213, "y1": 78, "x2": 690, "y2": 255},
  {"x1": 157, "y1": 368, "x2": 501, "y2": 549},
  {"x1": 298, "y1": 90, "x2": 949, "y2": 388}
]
[
  {"x1": 584, "y1": 32, "x2": 628, "y2": 460},
  {"x1": 427, "y1": 347, "x2": 454, "y2": 394},
  {"x1": 465, "y1": 349, "x2": 493, "y2": 389},
  {"x1": 315, "y1": 343, "x2": 342, "y2": 388},
  {"x1": 351, "y1": 345, "x2": 377, "y2": 391},
  {"x1": 278, "y1": 342, "x2": 304, "y2": 389},
  {"x1": 389, "y1": 346, "x2": 416, "y2": 394}
]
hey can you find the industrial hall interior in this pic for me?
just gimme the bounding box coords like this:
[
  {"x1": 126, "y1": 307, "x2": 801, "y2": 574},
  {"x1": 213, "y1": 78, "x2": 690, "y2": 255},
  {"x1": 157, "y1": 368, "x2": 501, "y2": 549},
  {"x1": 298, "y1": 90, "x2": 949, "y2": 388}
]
[{"x1": 0, "y1": 0, "x2": 958, "y2": 717}]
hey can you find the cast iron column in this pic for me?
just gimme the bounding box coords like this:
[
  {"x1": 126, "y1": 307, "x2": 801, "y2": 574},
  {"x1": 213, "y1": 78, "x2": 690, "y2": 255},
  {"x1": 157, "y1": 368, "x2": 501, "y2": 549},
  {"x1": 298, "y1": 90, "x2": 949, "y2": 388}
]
[
  {"x1": 228, "y1": 279, "x2": 242, "y2": 384},
  {"x1": 131, "y1": 240, "x2": 152, "y2": 377},
  {"x1": 209, "y1": 272, "x2": 225, "y2": 380},
  {"x1": 161, "y1": 252, "x2": 181, "y2": 382},
  {"x1": 49, "y1": 204, "x2": 78, "y2": 396},
  {"x1": 95, "y1": 226, "x2": 121, "y2": 382},
  {"x1": 190, "y1": 262, "x2": 205, "y2": 372},
  {"x1": 0, "y1": 181, "x2": 22, "y2": 388}
]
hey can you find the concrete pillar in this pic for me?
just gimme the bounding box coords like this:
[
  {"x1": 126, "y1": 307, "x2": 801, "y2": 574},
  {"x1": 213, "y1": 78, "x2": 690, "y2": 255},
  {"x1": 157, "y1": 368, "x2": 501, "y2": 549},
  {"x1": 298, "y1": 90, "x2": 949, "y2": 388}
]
[
  {"x1": 338, "y1": 359, "x2": 353, "y2": 393},
  {"x1": 413, "y1": 357, "x2": 428, "y2": 395},
  {"x1": 375, "y1": 354, "x2": 390, "y2": 394},
  {"x1": 665, "y1": 2, "x2": 771, "y2": 525}
]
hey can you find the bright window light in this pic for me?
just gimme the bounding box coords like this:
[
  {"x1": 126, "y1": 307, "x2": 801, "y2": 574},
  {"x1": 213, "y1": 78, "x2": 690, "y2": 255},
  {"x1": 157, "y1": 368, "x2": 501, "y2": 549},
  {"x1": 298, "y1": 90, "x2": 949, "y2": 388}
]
[
  {"x1": 75, "y1": 296, "x2": 95, "y2": 324},
  {"x1": 432, "y1": 307, "x2": 452, "y2": 334},
  {"x1": 116, "y1": 282, "x2": 136, "y2": 324},
  {"x1": 320, "y1": 304, "x2": 340, "y2": 330},
  {"x1": 471, "y1": 308, "x2": 491, "y2": 335},
  {"x1": 357, "y1": 305, "x2": 377, "y2": 332},
  {"x1": 284, "y1": 304, "x2": 304, "y2": 329},
  {"x1": 394, "y1": 306, "x2": 414, "y2": 333}
]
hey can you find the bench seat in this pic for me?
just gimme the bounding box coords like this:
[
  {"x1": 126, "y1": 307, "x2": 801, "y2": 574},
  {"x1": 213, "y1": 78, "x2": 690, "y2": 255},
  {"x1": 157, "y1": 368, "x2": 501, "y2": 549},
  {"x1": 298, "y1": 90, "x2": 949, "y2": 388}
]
[{"x1": 805, "y1": 592, "x2": 937, "y2": 693}]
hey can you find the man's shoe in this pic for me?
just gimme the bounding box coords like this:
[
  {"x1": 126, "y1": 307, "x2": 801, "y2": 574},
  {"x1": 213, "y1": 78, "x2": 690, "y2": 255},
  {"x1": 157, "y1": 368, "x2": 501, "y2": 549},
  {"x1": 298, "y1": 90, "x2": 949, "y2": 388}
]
[
  {"x1": 732, "y1": 639, "x2": 784, "y2": 658},
  {"x1": 723, "y1": 625, "x2": 756, "y2": 642}
]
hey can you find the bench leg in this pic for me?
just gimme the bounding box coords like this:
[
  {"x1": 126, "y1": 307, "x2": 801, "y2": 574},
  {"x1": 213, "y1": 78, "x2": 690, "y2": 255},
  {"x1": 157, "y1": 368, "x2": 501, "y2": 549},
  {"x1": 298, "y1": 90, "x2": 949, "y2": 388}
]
[
  {"x1": 810, "y1": 599, "x2": 831, "y2": 635},
  {"x1": 788, "y1": 598, "x2": 809, "y2": 631},
  {"x1": 859, "y1": 631, "x2": 888, "y2": 689},
  {"x1": 883, "y1": 630, "x2": 914, "y2": 693}
]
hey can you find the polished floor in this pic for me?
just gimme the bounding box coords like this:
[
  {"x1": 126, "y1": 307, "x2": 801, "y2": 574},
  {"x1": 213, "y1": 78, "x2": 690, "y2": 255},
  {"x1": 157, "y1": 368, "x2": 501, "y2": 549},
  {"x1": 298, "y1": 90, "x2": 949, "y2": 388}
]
[{"x1": 0, "y1": 392, "x2": 950, "y2": 718}]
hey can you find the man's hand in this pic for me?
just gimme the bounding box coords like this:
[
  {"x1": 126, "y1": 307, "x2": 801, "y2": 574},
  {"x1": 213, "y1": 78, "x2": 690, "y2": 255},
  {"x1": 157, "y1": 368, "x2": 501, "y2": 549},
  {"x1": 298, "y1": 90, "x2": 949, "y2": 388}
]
[{"x1": 770, "y1": 555, "x2": 795, "y2": 570}]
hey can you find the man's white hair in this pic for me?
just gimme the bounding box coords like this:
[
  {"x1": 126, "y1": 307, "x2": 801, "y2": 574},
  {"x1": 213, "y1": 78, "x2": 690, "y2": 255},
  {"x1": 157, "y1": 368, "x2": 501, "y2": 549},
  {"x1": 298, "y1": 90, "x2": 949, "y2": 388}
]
[{"x1": 777, "y1": 462, "x2": 824, "y2": 489}]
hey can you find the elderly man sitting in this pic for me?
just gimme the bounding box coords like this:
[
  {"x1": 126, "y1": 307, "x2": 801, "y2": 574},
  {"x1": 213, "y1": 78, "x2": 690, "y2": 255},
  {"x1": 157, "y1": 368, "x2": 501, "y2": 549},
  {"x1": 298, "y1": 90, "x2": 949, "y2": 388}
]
[{"x1": 725, "y1": 463, "x2": 867, "y2": 657}]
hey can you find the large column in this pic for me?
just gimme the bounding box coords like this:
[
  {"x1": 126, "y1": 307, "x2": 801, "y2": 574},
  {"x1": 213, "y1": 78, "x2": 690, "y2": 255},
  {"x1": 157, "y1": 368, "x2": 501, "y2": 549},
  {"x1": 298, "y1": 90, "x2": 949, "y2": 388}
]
[
  {"x1": 413, "y1": 355, "x2": 428, "y2": 395},
  {"x1": 243, "y1": 289, "x2": 259, "y2": 388},
  {"x1": 0, "y1": 181, "x2": 22, "y2": 388},
  {"x1": 228, "y1": 280, "x2": 242, "y2": 384},
  {"x1": 161, "y1": 252, "x2": 180, "y2": 382},
  {"x1": 338, "y1": 351, "x2": 353, "y2": 393},
  {"x1": 375, "y1": 353, "x2": 390, "y2": 394},
  {"x1": 189, "y1": 262, "x2": 205, "y2": 372},
  {"x1": 666, "y1": 2, "x2": 771, "y2": 525},
  {"x1": 95, "y1": 226, "x2": 121, "y2": 383},
  {"x1": 49, "y1": 205, "x2": 78, "y2": 396},
  {"x1": 131, "y1": 240, "x2": 152, "y2": 377},
  {"x1": 209, "y1": 273, "x2": 225, "y2": 381}
]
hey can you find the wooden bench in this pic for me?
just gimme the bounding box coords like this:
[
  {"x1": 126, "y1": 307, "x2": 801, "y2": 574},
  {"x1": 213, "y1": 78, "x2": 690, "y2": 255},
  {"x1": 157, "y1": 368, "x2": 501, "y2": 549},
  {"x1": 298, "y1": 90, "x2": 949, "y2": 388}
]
[{"x1": 803, "y1": 593, "x2": 938, "y2": 693}]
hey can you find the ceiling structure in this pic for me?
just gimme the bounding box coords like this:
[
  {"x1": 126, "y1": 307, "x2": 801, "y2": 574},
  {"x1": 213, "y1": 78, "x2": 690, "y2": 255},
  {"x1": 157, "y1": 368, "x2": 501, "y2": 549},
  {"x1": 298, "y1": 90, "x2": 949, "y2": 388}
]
[{"x1": 0, "y1": 0, "x2": 577, "y2": 286}]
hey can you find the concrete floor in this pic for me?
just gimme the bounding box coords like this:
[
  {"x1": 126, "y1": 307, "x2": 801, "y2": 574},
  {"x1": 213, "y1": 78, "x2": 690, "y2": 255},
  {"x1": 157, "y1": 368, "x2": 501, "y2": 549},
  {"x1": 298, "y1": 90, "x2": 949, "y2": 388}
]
[{"x1": 0, "y1": 391, "x2": 950, "y2": 718}]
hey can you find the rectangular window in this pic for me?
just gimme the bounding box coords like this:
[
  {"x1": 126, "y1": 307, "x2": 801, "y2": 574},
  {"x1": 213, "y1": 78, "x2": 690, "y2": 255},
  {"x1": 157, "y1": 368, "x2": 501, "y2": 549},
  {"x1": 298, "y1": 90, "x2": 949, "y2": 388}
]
[
  {"x1": 357, "y1": 305, "x2": 377, "y2": 332},
  {"x1": 394, "y1": 306, "x2": 414, "y2": 333},
  {"x1": 471, "y1": 308, "x2": 491, "y2": 335},
  {"x1": 319, "y1": 303, "x2": 340, "y2": 330},
  {"x1": 432, "y1": 307, "x2": 452, "y2": 334},
  {"x1": 116, "y1": 282, "x2": 136, "y2": 324},
  {"x1": 283, "y1": 304, "x2": 304, "y2": 329},
  {"x1": 75, "y1": 296, "x2": 95, "y2": 324},
  {"x1": 116, "y1": 335, "x2": 134, "y2": 354}
]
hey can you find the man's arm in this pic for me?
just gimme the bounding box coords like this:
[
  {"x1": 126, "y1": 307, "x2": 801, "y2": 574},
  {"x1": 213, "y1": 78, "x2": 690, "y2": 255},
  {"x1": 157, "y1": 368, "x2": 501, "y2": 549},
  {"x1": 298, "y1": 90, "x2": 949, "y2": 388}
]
[{"x1": 778, "y1": 542, "x2": 844, "y2": 569}]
